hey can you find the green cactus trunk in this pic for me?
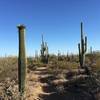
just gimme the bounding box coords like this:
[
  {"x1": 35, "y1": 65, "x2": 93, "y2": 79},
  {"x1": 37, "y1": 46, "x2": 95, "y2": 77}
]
[
  {"x1": 78, "y1": 43, "x2": 82, "y2": 67},
  {"x1": 40, "y1": 34, "x2": 49, "y2": 64},
  {"x1": 78, "y1": 22, "x2": 87, "y2": 68},
  {"x1": 45, "y1": 42, "x2": 49, "y2": 64},
  {"x1": 18, "y1": 25, "x2": 27, "y2": 96}
]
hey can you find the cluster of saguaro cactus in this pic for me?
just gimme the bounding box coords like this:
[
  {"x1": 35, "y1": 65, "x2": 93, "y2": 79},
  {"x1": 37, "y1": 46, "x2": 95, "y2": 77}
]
[
  {"x1": 35, "y1": 50, "x2": 38, "y2": 61},
  {"x1": 58, "y1": 50, "x2": 61, "y2": 61},
  {"x1": 90, "y1": 46, "x2": 93, "y2": 54},
  {"x1": 40, "y1": 34, "x2": 49, "y2": 64},
  {"x1": 17, "y1": 25, "x2": 27, "y2": 96},
  {"x1": 67, "y1": 54, "x2": 70, "y2": 61},
  {"x1": 78, "y1": 22, "x2": 87, "y2": 68}
]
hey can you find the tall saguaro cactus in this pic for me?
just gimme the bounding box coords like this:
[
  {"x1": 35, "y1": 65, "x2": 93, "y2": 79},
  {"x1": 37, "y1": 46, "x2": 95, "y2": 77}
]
[
  {"x1": 40, "y1": 34, "x2": 49, "y2": 64},
  {"x1": 58, "y1": 50, "x2": 61, "y2": 61},
  {"x1": 45, "y1": 42, "x2": 49, "y2": 63},
  {"x1": 41, "y1": 34, "x2": 45, "y2": 57},
  {"x1": 78, "y1": 22, "x2": 87, "y2": 68},
  {"x1": 17, "y1": 25, "x2": 27, "y2": 96}
]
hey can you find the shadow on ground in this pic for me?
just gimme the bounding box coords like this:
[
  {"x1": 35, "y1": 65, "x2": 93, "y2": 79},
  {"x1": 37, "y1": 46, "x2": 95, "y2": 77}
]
[
  {"x1": 39, "y1": 90, "x2": 96, "y2": 100},
  {"x1": 39, "y1": 91, "x2": 96, "y2": 100},
  {"x1": 39, "y1": 75, "x2": 98, "y2": 100}
]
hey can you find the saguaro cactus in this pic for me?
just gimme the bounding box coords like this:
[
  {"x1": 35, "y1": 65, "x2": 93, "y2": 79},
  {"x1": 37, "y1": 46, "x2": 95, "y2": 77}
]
[
  {"x1": 58, "y1": 50, "x2": 61, "y2": 61},
  {"x1": 35, "y1": 50, "x2": 38, "y2": 61},
  {"x1": 17, "y1": 25, "x2": 27, "y2": 95},
  {"x1": 45, "y1": 42, "x2": 49, "y2": 63},
  {"x1": 90, "y1": 46, "x2": 93, "y2": 54},
  {"x1": 40, "y1": 34, "x2": 49, "y2": 64},
  {"x1": 78, "y1": 22, "x2": 87, "y2": 68}
]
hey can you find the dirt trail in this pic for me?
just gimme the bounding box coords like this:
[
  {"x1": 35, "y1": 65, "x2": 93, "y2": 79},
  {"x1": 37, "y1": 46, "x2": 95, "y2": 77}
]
[
  {"x1": 26, "y1": 66, "x2": 98, "y2": 100},
  {"x1": 26, "y1": 67, "x2": 57, "y2": 100}
]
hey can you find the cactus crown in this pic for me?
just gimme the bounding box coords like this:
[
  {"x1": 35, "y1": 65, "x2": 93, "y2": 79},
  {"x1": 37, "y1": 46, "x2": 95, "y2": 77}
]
[{"x1": 17, "y1": 24, "x2": 26, "y2": 29}]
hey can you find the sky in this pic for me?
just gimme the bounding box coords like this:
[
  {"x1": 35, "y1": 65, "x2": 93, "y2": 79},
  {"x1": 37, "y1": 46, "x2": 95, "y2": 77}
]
[{"x1": 0, "y1": 0, "x2": 100, "y2": 56}]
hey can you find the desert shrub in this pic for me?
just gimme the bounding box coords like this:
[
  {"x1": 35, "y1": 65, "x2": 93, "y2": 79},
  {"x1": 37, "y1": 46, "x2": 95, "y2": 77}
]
[
  {"x1": 95, "y1": 58, "x2": 100, "y2": 71},
  {"x1": 0, "y1": 57, "x2": 18, "y2": 81}
]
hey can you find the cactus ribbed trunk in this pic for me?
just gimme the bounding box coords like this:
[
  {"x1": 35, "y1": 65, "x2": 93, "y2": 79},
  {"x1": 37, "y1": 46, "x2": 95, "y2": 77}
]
[
  {"x1": 78, "y1": 22, "x2": 87, "y2": 68},
  {"x1": 78, "y1": 43, "x2": 82, "y2": 67},
  {"x1": 40, "y1": 34, "x2": 49, "y2": 64},
  {"x1": 18, "y1": 25, "x2": 27, "y2": 96},
  {"x1": 81, "y1": 22, "x2": 84, "y2": 67}
]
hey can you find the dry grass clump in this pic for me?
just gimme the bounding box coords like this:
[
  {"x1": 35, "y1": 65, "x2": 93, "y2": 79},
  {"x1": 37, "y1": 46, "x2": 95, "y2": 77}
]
[
  {"x1": 0, "y1": 78, "x2": 21, "y2": 100},
  {"x1": 0, "y1": 57, "x2": 20, "y2": 99},
  {"x1": 0, "y1": 57, "x2": 18, "y2": 81}
]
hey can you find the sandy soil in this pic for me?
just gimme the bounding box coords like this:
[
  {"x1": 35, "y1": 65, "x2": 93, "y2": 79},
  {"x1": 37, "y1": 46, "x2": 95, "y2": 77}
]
[{"x1": 26, "y1": 67, "x2": 55, "y2": 100}]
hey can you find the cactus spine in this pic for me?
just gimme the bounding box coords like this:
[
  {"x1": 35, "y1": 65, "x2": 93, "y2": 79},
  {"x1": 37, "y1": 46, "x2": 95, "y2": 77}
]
[
  {"x1": 40, "y1": 34, "x2": 49, "y2": 64},
  {"x1": 17, "y1": 25, "x2": 27, "y2": 96},
  {"x1": 78, "y1": 22, "x2": 87, "y2": 68}
]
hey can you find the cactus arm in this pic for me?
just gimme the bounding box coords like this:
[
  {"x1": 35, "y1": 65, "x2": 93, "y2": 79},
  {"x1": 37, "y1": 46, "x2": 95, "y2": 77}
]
[
  {"x1": 85, "y1": 36, "x2": 87, "y2": 52},
  {"x1": 78, "y1": 43, "x2": 82, "y2": 67},
  {"x1": 81, "y1": 22, "x2": 83, "y2": 40}
]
